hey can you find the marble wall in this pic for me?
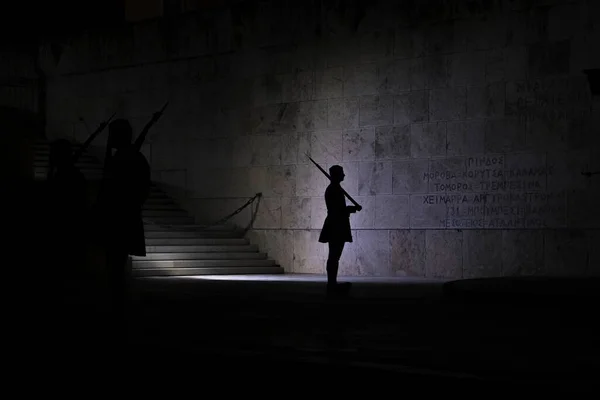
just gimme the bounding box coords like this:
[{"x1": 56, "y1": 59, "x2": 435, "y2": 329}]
[{"x1": 44, "y1": 0, "x2": 600, "y2": 278}]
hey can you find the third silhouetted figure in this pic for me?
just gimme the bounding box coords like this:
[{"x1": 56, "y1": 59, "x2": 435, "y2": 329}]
[{"x1": 318, "y1": 165, "x2": 360, "y2": 295}]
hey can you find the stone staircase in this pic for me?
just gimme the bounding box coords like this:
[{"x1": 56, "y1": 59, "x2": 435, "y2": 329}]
[{"x1": 33, "y1": 140, "x2": 284, "y2": 277}]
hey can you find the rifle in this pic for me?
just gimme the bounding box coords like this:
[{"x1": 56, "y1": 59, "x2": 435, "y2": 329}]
[
  {"x1": 306, "y1": 153, "x2": 362, "y2": 211},
  {"x1": 133, "y1": 102, "x2": 169, "y2": 152},
  {"x1": 71, "y1": 112, "x2": 116, "y2": 165}
]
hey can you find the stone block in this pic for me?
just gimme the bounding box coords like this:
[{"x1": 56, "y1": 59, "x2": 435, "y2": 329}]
[
  {"x1": 394, "y1": 91, "x2": 429, "y2": 125},
  {"x1": 546, "y1": 150, "x2": 590, "y2": 192},
  {"x1": 328, "y1": 97, "x2": 359, "y2": 129},
  {"x1": 374, "y1": 125, "x2": 411, "y2": 160},
  {"x1": 230, "y1": 136, "x2": 253, "y2": 167},
  {"x1": 588, "y1": 230, "x2": 600, "y2": 277},
  {"x1": 429, "y1": 87, "x2": 466, "y2": 121},
  {"x1": 374, "y1": 195, "x2": 410, "y2": 229},
  {"x1": 310, "y1": 130, "x2": 343, "y2": 164},
  {"x1": 250, "y1": 135, "x2": 282, "y2": 166},
  {"x1": 377, "y1": 59, "x2": 411, "y2": 96},
  {"x1": 501, "y1": 231, "x2": 545, "y2": 276},
  {"x1": 226, "y1": 167, "x2": 253, "y2": 198},
  {"x1": 310, "y1": 197, "x2": 328, "y2": 230},
  {"x1": 254, "y1": 197, "x2": 282, "y2": 229},
  {"x1": 447, "y1": 120, "x2": 485, "y2": 156},
  {"x1": 351, "y1": 196, "x2": 375, "y2": 229},
  {"x1": 266, "y1": 165, "x2": 296, "y2": 197},
  {"x1": 428, "y1": 157, "x2": 470, "y2": 193},
  {"x1": 244, "y1": 103, "x2": 295, "y2": 135},
  {"x1": 394, "y1": 27, "x2": 419, "y2": 59},
  {"x1": 409, "y1": 58, "x2": 426, "y2": 90},
  {"x1": 544, "y1": 230, "x2": 589, "y2": 277},
  {"x1": 567, "y1": 189, "x2": 600, "y2": 229},
  {"x1": 410, "y1": 122, "x2": 446, "y2": 158},
  {"x1": 292, "y1": 230, "x2": 327, "y2": 274},
  {"x1": 252, "y1": 75, "x2": 283, "y2": 107},
  {"x1": 355, "y1": 230, "x2": 391, "y2": 276},
  {"x1": 425, "y1": 56, "x2": 451, "y2": 89},
  {"x1": 462, "y1": 16, "x2": 507, "y2": 51},
  {"x1": 343, "y1": 63, "x2": 379, "y2": 97},
  {"x1": 484, "y1": 117, "x2": 527, "y2": 153},
  {"x1": 485, "y1": 49, "x2": 506, "y2": 83},
  {"x1": 425, "y1": 230, "x2": 463, "y2": 279},
  {"x1": 392, "y1": 159, "x2": 429, "y2": 194},
  {"x1": 296, "y1": 163, "x2": 329, "y2": 197},
  {"x1": 358, "y1": 162, "x2": 393, "y2": 196},
  {"x1": 463, "y1": 230, "x2": 502, "y2": 278},
  {"x1": 525, "y1": 114, "x2": 569, "y2": 150},
  {"x1": 326, "y1": 35, "x2": 356, "y2": 68},
  {"x1": 359, "y1": 95, "x2": 394, "y2": 127},
  {"x1": 503, "y1": 46, "x2": 529, "y2": 81},
  {"x1": 505, "y1": 10, "x2": 548, "y2": 46},
  {"x1": 263, "y1": 230, "x2": 295, "y2": 272},
  {"x1": 390, "y1": 230, "x2": 426, "y2": 277},
  {"x1": 449, "y1": 51, "x2": 486, "y2": 86},
  {"x1": 281, "y1": 70, "x2": 315, "y2": 103},
  {"x1": 283, "y1": 132, "x2": 311, "y2": 165},
  {"x1": 466, "y1": 83, "x2": 506, "y2": 119},
  {"x1": 281, "y1": 197, "x2": 311, "y2": 229},
  {"x1": 343, "y1": 128, "x2": 376, "y2": 162},
  {"x1": 315, "y1": 67, "x2": 343, "y2": 99},
  {"x1": 296, "y1": 100, "x2": 328, "y2": 131},
  {"x1": 410, "y1": 194, "x2": 448, "y2": 229}
]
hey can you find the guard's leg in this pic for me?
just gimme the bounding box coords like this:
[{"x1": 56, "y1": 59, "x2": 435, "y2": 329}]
[{"x1": 326, "y1": 241, "x2": 345, "y2": 289}]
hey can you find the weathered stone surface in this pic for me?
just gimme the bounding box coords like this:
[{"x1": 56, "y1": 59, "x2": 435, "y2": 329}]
[
  {"x1": 394, "y1": 91, "x2": 429, "y2": 125},
  {"x1": 425, "y1": 230, "x2": 463, "y2": 279},
  {"x1": 296, "y1": 100, "x2": 328, "y2": 131},
  {"x1": 390, "y1": 230, "x2": 426, "y2": 277},
  {"x1": 567, "y1": 189, "x2": 599, "y2": 229},
  {"x1": 254, "y1": 197, "x2": 282, "y2": 229},
  {"x1": 525, "y1": 114, "x2": 569, "y2": 150},
  {"x1": 374, "y1": 125, "x2": 411, "y2": 160},
  {"x1": 359, "y1": 95, "x2": 394, "y2": 127},
  {"x1": 351, "y1": 196, "x2": 375, "y2": 228},
  {"x1": 328, "y1": 97, "x2": 359, "y2": 129},
  {"x1": 310, "y1": 197, "x2": 328, "y2": 230},
  {"x1": 410, "y1": 194, "x2": 447, "y2": 229},
  {"x1": 588, "y1": 230, "x2": 600, "y2": 277},
  {"x1": 250, "y1": 135, "x2": 282, "y2": 166},
  {"x1": 310, "y1": 130, "x2": 343, "y2": 164},
  {"x1": 343, "y1": 63, "x2": 379, "y2": 97},
  {"x1": 343, "y1": 128, "x2": 376, "y2": 161},
  {"x1": 467, "y1": 83, "x2": 506, "y2": 119},
  {"x1": 463, "y1": 230, "x2": 502, "y2": 278},
  {"x1": 392, "y1": 159, "x2": 429, "y2": 194},
  {"x1": 359, "y1": 30, "x2": 394, "y2": 63},
  {"x1": 292, "y1": 230, "x2": 327, "y2": 274},
  {"x1": 528, "y1": 40, "x2": 571, "y2": 78},
  {"x1": 374, "y1": 195, "x2": 410, "y2": 229},
  {"x1": 358, "y1": 162, "x2": 393, "y2": 196},
  {"x1": 281, "y1": 70, "x2": 315, "y2": 103},
  {"x1": 296, "y1": 163, "x2": 328, "y2": 197},
  {"x1": 263, "y1": 229, "x2": 294, "y2": 272},
  {"x1": 281, "y1": 197, "x2": 311, "y2": 229},
  {"x1": 410, "y1": 122, "x2": 446, "y2": 158},
  {"x1": 544, "y1": 230, "x2": 589, "y2": 276},
  {"x1": 267, "y1": 165, "x2": 296, "y2": 197},
  {"x1": 504, "y1": 152, "x2": 548, "y2": 192},
  {"x1": 502, "y1": 231, "x2": 544, "y2": 276},
  {"x1": 429, "y1": 87, "x2": 466, "y2": 121},
  {"x1": 446, "y1": 120, "x2": 485, "y2": 156},
  {"x1": 281, "y1": 132, "x2": 311, "y2": 165},
  {"x1": 252, "y1": 74, "x2": 282, "y2": 107},
  {"x1": 484, "y1": 117, "x2": 527, "y2": 153},
  {"x1": 315, "y1": 67, "x2": 343, "y2": 99},
  {"x1": 355, "y1": 230, "x2": 391, "y2": 276}
]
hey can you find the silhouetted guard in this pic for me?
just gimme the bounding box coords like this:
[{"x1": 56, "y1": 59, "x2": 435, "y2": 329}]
[{"x1": 306, "y1": 153, "x2": 362, "y2": 211}]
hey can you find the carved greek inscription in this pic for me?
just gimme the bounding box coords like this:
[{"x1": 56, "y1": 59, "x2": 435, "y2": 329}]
[{"x1": 422, "y1": 156, "x2": 563, "y2": 229}]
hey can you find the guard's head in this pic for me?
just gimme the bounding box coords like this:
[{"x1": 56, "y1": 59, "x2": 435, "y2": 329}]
[
  {"x1": 329, "y1": 165, "x2": 345, "y2": 183},
  {"x1": 108, "y1": 119, "x2": 133, "y2": 150},
  {"x1": 49, "y1": 138, "x2": 73, "y2": 167}
]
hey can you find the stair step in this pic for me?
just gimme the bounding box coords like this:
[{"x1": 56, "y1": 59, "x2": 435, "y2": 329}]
[
  {"x1": 133, "y1": 252, "x2": 267, "y2": 261},
  {"x1": 144, "y1": 244, "x2": 257, "y2": 252},
  {"x1": 132, "y1": 266, "x2": 284, "y2": 277},
  {"x1": 145, "y1": 238, "x2": 248, "y2": 246},
  {"x1": 142, "y1": 209, "x2": 188, "y2": 217},
  {"x1": 131, "y1": 259, "x2": 276, "y2": 268},
  {"x1": 142, "y1": 216, "x2": 195, "y2": 224},
  {"x1": 145, "y1": 230, "x2": 241, "y2": 238},
  {"x1": 143, "y1": 223, "x2": 235, "y2": 231}
]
